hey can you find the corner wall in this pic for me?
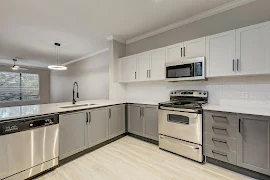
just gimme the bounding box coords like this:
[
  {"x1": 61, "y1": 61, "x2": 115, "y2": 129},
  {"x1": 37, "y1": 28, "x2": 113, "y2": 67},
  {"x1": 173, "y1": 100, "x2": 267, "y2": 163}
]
[{"x1": 50, "y1": 51, "x2": 109, "y2": 103}]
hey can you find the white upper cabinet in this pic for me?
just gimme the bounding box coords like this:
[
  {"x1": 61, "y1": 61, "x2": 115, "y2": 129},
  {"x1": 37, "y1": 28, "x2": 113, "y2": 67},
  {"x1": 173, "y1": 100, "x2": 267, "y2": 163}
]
[
  {"x1": 236, "y1": 21, "x2": 270, "y2": 75},
  {"x1": 137, "y1": 52, "x2": 150, "y2": 81},
  {"x1": 150, "y1": 47, "x2": 166, "y2": 80},
  {"x1": 206, "y1": 30, "x2": 236, "y2": 77},
  {"x1": 183, "y1": 37, "x2": 206, "y2": 59},
  {"x1": 119, "y1": 21, "x2": 270, "y2": 82},
  {"x1": 119, "y1": 55, "x2": 137, "y2": 82},
  {"x1": 166, "y1": 42, "x2": 184, "y2": 62}
]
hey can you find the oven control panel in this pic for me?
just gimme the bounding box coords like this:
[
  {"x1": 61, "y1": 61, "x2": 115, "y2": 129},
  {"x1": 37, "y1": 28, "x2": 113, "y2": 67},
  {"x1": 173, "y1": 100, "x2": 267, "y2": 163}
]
[
  {"x1": 170, "y1": 90, "x2": 207, "y2": 97},
  {"x1": 0, "y1": 114, "x2": 59, "y2": 136}
]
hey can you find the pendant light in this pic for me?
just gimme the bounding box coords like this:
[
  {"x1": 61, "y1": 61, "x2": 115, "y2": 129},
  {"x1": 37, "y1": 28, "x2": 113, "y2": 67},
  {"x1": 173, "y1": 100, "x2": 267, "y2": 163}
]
[{"x1": 48, "y1": 43, "x2": 67, "y2": 70}]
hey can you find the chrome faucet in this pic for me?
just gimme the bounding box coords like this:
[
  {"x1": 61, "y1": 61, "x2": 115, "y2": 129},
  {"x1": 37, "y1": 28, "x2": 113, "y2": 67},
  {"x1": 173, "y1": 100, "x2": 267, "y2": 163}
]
[{"x1": 72, "y1": 82, "x2": 79, "y2": 104}]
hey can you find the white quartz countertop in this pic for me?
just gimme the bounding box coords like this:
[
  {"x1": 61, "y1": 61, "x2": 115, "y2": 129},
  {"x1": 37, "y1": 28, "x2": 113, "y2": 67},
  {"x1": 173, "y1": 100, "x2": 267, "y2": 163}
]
[
  {"x1": 0, "y1": 99, "x2": 160, "y2": 121},
  {"x1": 203, "y1": 104, "x2": 270, "y2": 117}
]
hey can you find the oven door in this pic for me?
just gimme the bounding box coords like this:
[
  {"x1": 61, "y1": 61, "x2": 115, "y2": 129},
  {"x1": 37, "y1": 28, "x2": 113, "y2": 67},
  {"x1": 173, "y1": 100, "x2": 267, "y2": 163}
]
[{"x1": 158, "y1": 109, "x2": 202, "y2": 145}]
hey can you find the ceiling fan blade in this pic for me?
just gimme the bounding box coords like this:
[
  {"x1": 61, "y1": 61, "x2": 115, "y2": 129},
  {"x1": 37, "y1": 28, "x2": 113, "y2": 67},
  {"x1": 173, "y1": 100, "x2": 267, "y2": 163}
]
[{"x1": 18, "y1": 67, "x2": 28, "y2": 71}]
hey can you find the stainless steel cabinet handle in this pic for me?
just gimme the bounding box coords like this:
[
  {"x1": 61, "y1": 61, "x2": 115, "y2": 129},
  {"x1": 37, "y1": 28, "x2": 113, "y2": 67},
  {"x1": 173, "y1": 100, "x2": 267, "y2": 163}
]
[
  {"x1": 181, "y1": 48, "x2": 183, "y2": 57},
  {"x1": 212, "y1": 150, "x2": 227, "y2": 157},
  {"x1": 86, "y1": 112, "x2": 89, "y2": 123},
  {"x1": 183, "y1": 47, "x2": 186, "y2": 57},
  {"x1": 239, "y1": 119, "x2": 241, "y2": 133},
  {"x1": 237, "y1": 59, "x2": 239, "y2": 71},
  {"x1": 135, "y1": 72, "x2": 137, "y2": 79},
  {"x1": 89, "y1": 112, "x2": 91, "y2": 123},
  {"x1": 212, "y1": 138, "x2": 227, "y2": 144},
  {"x1": 142, "y1": 107, "x2": 144, "y2": 117},
  {"x1": 233, "y1": 59, "x2": 235, "y2": 72},
  {"x1": 212, "y1": 126, "x2": 227, "y2": 131},
  {"x1": 109, "y1": 109, "x2": 111, "y2": 119}
]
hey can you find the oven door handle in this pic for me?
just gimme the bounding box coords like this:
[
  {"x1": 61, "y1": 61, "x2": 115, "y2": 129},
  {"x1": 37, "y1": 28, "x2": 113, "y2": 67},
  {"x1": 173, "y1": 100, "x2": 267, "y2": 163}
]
[{"x1": 160, "y1": 135, "x2": 199, "y2": 149}]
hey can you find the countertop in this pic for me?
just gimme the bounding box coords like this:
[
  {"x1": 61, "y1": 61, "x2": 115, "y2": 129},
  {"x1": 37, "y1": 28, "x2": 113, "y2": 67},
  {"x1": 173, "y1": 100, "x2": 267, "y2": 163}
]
[
  {"x1": 0, "y1": 99, "x2": 160, "y2": 121},
  {"x1": 203, "y1": 104, "x2": 270, "y2": 117}
]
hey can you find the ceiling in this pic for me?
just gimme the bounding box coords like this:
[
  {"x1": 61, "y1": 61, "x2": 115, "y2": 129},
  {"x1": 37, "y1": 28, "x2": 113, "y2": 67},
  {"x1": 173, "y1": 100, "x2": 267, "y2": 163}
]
[{"x1": 0, "y1": 0, "x2": 235, "y2": 66}]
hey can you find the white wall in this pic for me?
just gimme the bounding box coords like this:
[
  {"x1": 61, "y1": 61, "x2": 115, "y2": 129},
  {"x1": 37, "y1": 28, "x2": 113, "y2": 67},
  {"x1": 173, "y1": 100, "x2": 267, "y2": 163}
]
[
  {"x1": 125, "y1": 76, "x2": 270, "y2": 108},
  {"x1": 50, "y1": 51, "x2": 109, "y2": 103}
]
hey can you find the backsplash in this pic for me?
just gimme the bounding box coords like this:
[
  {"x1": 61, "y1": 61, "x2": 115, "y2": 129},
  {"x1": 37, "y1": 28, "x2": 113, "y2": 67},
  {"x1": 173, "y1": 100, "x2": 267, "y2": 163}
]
[{"x1": 125, "y1": 75, "x2": 270, "y2": 108}]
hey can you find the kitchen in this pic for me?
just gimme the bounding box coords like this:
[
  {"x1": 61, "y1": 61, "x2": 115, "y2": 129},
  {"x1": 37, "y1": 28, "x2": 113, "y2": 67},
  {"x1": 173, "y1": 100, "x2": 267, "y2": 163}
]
[{"x1": 0, "y1": 0, "x2": 270, "y2": 179}]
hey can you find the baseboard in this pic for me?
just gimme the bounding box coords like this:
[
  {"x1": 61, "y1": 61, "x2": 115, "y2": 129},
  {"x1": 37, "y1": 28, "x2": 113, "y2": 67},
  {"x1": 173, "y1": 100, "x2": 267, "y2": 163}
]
[
  {"x1": 206, "y1": 157, "x2": 270, "y2": 180},
  {"x1": 127, "y1": 132, "x2": 159, "y2": 145}
]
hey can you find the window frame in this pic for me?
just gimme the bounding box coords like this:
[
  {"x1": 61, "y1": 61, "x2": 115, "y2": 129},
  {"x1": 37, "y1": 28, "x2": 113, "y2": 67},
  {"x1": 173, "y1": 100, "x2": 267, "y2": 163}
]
[{"x1": 0, "y1": 71, "x2": 40, "y2": 103}]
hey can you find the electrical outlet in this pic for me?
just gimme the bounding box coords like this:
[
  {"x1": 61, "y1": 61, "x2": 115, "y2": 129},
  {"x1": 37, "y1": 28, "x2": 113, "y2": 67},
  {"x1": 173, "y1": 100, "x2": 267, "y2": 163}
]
[{"x1": 241, "y1": 92, "x2": 249, "y2": 99}]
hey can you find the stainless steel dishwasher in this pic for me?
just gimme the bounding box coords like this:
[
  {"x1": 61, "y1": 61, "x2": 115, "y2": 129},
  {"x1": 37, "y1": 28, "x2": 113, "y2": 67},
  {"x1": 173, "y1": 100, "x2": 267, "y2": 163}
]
[{"x1": 0, "y1": 114, "x2": 59, "y2": 180}]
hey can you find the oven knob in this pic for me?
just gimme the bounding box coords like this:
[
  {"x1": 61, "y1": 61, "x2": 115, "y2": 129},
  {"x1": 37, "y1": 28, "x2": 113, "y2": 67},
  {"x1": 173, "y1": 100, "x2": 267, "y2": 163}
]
[{"x1": 203, "y1": 93, "x2": 206, "y2": 95}]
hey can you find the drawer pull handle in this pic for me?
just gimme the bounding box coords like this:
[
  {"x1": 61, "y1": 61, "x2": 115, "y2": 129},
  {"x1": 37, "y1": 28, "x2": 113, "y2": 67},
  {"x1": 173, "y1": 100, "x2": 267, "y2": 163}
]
[
  {"x1": 212, "y1": 138, "x2": 227, "y2": 144},
  {"x1": 211, "y1": 115, "x2": 228, "y2": 123},
  {"x1": 212, "y1": 150, "x2": 227, "y2": 157},
  {"x1": 212, "y1": 126, "x2": 227, "y2": 131}
]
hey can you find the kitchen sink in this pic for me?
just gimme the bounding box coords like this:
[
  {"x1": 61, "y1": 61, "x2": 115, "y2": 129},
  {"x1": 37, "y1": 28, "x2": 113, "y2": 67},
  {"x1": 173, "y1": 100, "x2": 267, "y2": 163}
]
[{"x1": 58, "y1": 103, "x2": 96, "y2": 108}]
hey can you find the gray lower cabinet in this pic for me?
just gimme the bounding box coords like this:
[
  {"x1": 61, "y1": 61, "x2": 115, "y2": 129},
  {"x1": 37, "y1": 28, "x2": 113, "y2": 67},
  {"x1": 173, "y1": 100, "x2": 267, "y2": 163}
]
[
  {"x1": 204, "y1": 110, "x2": 270, "y2": 176},
  {"x1": 59, "y1": 112, "x2": 88, "y2": 160},
  {"x1": 143, "y1": 106, "x2": 158, "y2": 141},
  {"x1": 237, "y1": 114, "x2": 270, "y2": 176},
  {"x1": 128, "y1": 104, "x2": 158, "y2": 141},
  {"x1": 128, "y1": 104, "x2": 143, "y2": 135},
  {"x1": 88, "y1": 108, "x2": 108, "y2": 148},
  {"x1": 108, "y1": 104, "x2": 126, "y2": 139}
]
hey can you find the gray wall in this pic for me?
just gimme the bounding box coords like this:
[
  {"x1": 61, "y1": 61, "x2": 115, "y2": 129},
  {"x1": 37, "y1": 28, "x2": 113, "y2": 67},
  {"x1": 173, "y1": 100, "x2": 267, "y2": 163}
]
[
  {"x1": 0, "y1": 66, "x2": 50, "y2": 107},
  {"x1": 126, "y1": 0, "x2": 270, "y2": 55},
  {"x1": 50, "y1": 51, "x2": 109, "y2": 103}
]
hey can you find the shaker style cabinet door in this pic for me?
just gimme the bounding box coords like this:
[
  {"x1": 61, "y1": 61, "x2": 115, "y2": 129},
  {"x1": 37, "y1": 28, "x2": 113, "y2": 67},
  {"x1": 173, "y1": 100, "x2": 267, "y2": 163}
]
[
  {"x1": 150, "y1": 47, "x2": 166, "y2": 81},
  {"x1": 59, "y1": 112, "x2": 88, "y2": 160},
  {"x1": 108, "y1": 105, "x2": 125, "y2": 139},
  {"x1": 128, "y1": 105, "x2": 143, "y2": 136},
  {"x1": 206, "y1": 30, "x2": 236, "y2": 77},
  {"x1": 137, "y1": 52, "x2": 151, "y2": 81},
  {"x1": 183, "y1": 37, "x2": 206, "y2": 59},
  {"x1": 120, "y1": 55, "x2": 137, "y2": 82},
  {"x1": 236, "y1": 21, "x2": 270, "y2": 75},
  {"x1": 166, "y1": 42, "x2": 184, "y2": 62},
  {"x1": 88, "y1": 108, "x2": 108, "y2": 148},
  {"x1": 237, "y1": 114, "x2": 270, "y2": 176},
  {"x1": 143, "y1": 106, "x2": 158, "y2": 141}
]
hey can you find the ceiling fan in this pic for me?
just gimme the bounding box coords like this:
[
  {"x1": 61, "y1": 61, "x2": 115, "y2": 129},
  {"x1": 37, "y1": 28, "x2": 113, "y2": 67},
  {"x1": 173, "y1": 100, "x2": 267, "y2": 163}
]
[{"x1": 0, "y1": 58, "x2": 28, "y2": 71}]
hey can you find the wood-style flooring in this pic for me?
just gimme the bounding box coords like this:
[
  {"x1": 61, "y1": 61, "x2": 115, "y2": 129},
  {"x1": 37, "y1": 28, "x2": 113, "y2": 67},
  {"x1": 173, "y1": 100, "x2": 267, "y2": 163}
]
[{"x1": 36, "y1": 136, "x2": 253, "y2": 180}]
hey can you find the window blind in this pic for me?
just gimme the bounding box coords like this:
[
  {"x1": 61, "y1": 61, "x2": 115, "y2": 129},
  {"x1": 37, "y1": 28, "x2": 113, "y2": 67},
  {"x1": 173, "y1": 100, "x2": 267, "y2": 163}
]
[{"x1": 0, "y1": 72, "x2": 40, "y2": 102}]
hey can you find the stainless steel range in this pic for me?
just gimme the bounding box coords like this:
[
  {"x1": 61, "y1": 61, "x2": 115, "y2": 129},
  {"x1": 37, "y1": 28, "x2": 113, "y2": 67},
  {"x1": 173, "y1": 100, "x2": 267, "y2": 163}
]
[{"x1": 158, "y1": 90, "x2": 208, "y2": 162}]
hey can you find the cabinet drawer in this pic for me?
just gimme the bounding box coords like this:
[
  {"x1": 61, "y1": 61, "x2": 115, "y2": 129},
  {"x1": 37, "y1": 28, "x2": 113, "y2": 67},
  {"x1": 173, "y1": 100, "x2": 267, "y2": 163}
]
[
  {"x1": 204, "y1": 133, "x2": 236, "y2": 152},
  {"x1": 204, "y1": 111, "x2": 237, "y2": 126},
  {"x1": 204, "y1": 145, "x2": 237, "y2": 165},
  {"x1": 204, "y1": 122, "x2": 237, "y2": 138}
]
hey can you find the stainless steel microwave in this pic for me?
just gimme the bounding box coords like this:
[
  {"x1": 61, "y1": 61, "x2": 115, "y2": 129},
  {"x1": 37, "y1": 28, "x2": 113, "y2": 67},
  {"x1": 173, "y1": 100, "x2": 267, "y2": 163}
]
[{"x1": 165, "y1": 57, "x2": 205, "y2": 82}]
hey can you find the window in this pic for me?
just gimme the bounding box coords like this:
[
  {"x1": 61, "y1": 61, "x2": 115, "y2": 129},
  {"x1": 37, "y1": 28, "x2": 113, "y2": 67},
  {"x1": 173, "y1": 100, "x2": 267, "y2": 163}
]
[{"x1": 0, "y1": 72, "x2": 40, "y2": 102}]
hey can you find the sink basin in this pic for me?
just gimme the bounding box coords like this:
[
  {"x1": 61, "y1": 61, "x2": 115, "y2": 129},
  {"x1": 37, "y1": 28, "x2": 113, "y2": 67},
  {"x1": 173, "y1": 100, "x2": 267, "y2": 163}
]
[{"x1": 58, "y1": 103, "x2": 96, "y2": 109}]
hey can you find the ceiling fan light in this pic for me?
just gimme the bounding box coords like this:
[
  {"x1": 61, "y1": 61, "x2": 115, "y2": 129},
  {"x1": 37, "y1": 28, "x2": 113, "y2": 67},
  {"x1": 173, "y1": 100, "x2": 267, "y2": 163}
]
[
  {"x1": 11, "y1": 65, "x2": 19, "y2": 70},
  {"x1": 48, "y1": 65, "x2": 67, "y2": 70}
]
